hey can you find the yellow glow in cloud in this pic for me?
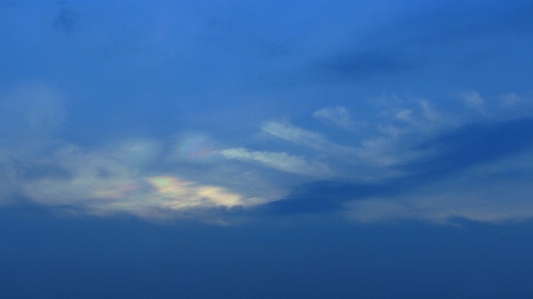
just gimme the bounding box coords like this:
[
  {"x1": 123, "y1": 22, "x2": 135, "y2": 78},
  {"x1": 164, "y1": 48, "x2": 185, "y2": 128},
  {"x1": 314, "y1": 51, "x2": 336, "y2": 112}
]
[
  {"x1": 147, "y1": 176, "x2": 191, "y2": 196},
  {"x1": 146, "y1": 176, "x2": 243, "y2": 208},
  {"x1": 196, "y1": 186, "x2": 242, "y2": 206},
  {"x1": 18, "y1": 146, "x2": 248, "y2": 219}
]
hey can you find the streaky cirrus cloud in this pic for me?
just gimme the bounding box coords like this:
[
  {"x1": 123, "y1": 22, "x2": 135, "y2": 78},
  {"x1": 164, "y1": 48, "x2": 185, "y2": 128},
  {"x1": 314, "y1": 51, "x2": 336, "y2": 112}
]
[
  {"x1": 220, "y1": 147, "x2": 332, "y2": 177},
  {"x1": 261, "y1": 120, "x2": 427, "y2": 168},
  {"x1": 261, "y1": 121, "x2": 336, "y2": 152},
  {"x1": 255, "y1": 116, "x2": 533, "y2": 223},
  {"x1": 261, "y1": 121, "x2": 370, "y2": 161},
  {"x1": 313, "y1": 106, "x2": 352, "y2": 128},
  {"x1": 459, "y1": 90, "x2": 488, "y2": 117}
]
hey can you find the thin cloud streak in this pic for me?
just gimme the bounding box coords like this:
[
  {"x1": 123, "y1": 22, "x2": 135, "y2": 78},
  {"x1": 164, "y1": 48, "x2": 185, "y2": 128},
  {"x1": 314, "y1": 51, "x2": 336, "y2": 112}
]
[
  {"x1": 261, "y1": 121, "x2": 336, "y2": 152},
  {"x1": 313, "y1": 106, "x2": 352, "y2": 128},
  {"x1": 221, "y1": 148, "x2": 332, "y2": 177},
  {"x1": 254, "y1": 116, "x2": 533, "y2": 223},
  {"x1": 261, "y1": 120, "x2": 425, "y2": 168}
]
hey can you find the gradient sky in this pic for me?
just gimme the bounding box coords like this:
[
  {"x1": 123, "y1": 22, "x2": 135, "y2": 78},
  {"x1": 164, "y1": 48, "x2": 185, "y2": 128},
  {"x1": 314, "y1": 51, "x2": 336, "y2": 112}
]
[{"x1": 1, "y1": 1, "x2": 533, "y2": 298}]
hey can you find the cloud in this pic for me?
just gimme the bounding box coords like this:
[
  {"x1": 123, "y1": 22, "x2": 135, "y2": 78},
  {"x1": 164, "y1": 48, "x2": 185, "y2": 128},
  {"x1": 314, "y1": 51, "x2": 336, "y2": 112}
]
[
  {"x1": 220, "y1": 148, "x2": 332, "y2": 177},
  {"x1": 499, "y1": 93, "x2": 531, "y2": 108},
  {"x1": 256, "y1": 117, "x2": 533, "y2": 220},
  {"x1": 261, "y1": 121, "x2": 369, "y2": 163},
  {"x1": 146, "y1": 176, "x2": 242, "y2": 208},
  {"x1": 313, "y1": 106, "x2": 352, "y2": 128},
  {"x1": 261, "y1": 120, "x2": 425, "y2": 168},
  {"x1": 6, "y1": 91, "x2": 521, "y2": 222},
  {"x1": 460, "y1": 91, "x2": 486, "y2": 114},
  {"x1": 261, "y1": 121, "x2": 334, "y2": 152},
  {"x1": 0, "y1": 140, "x2": 257, "y2": 219}
]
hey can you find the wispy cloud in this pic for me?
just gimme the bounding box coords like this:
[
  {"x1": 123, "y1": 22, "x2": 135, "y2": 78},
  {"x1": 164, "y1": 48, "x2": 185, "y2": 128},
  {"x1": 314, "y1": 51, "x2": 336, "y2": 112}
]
[
  {"x1": 313, "y1": 106, "x2": 352, "y2": 128},
  {"x1": 220, "y1": 148, "x2": 332, "y2": 177},
  {"x1": 499, "y1": 93, "x2": 529, "y2": 107},
  {"x1": 261, "y1": 121, "x2": 335, "y2": 152},
  {"x1": 261, "y1": 120, "x2": 425, "y2": 168},
  {"x1": 460, "y1": 91, "x2": 487, "y2": 116},
  {"x1": 256, "y1": 116, "x2": 533, "y2": 223}
]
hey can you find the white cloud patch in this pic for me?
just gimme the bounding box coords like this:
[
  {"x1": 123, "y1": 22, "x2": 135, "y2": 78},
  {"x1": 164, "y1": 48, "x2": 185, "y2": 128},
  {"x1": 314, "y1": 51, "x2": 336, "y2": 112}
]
[
  {"x1": 313, "y1": 106, "x2": 352, "y2": 128},
  {"x1": 220, "y1": 148, "x2": 332, "y2": 177}
]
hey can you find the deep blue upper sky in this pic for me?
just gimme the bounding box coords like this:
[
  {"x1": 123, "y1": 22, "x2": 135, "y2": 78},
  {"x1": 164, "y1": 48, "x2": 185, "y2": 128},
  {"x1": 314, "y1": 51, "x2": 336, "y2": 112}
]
[{"x1": 1, "y1": 1, "x2": 533, "y2": 297}]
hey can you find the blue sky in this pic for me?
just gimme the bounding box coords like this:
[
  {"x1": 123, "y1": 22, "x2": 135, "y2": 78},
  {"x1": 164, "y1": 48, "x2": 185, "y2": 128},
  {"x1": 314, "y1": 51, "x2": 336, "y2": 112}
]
[{"x1": 1, "y1": 1, "x2": 533, "y2": 297}]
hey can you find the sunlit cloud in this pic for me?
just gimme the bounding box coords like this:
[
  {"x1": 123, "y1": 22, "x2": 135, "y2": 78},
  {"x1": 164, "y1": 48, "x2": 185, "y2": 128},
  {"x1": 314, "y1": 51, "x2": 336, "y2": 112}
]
[
  {"x1": 3, "y1": 141, "x2": 251, "y2": 219},
  {"x1": 147, "y1": 176, "x2": 243, "y2": 207}
]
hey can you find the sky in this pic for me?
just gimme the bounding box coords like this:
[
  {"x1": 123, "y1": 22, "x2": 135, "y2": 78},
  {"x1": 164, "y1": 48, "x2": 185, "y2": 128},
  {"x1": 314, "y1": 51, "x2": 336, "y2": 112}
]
[{"x1": 1, "y1": 0, "x2": 533, "y2": 298}]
